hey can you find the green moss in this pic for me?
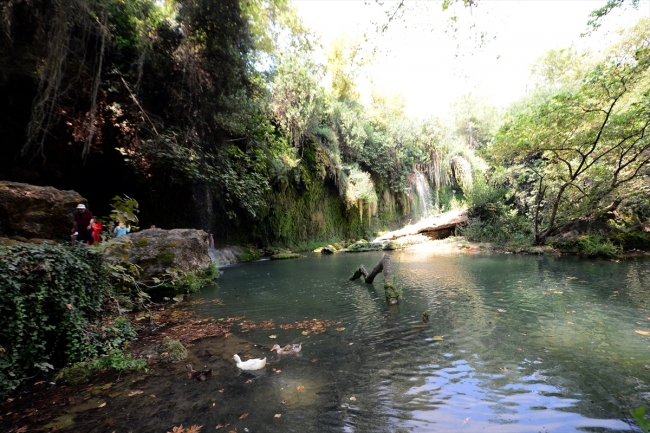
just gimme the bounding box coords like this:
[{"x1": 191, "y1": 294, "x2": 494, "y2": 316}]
[
  {"x1": 236, "y1": 247, "x2": 262, "y2": 262},
  {"x1": 157, "y1": 336, "x2": 188, "y2": 363},
  {"x1": 137, "y1": 238, "x2": 148, "y2": 246},
  {"x1": 166, "y1": 262, "x2": 218, "y2": 293},
  {"x1": 270, "y1": 253, "x2": 301, "y2": 260},
  {"x1": 53, "y1": 364, "x2": 94, "y2": 385},
  {"x1": 155, "y1": 250, "x2": 175, "y2": 264},
  {"x1": 347, "y1": 242, "x2": 384, "y2": 252}
]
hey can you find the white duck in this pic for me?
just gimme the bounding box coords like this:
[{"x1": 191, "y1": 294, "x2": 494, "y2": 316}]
[{"x1": 233, "y1": 354, "x2": 267, "y2": 370}]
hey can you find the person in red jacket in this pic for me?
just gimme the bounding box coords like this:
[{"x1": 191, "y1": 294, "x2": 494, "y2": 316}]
[
  {"x1": 90, "y1": 217, "x2": 102, "y2": 244},
  {"x1": 72, "y1": 203, "x2": 94, "y2": 245}
]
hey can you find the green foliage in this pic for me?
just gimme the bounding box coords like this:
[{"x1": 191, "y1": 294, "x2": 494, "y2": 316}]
[
  {"x1": 461, "y1": 215, "x2": 532, "y2": 246},
  {"x1": 464, "y1": 178, "x2": 510, "y2": 221},
  {"x1": 271, "y1": 53, "x2": 323, "y2": 147},
  {"x1": 109, "y1": 195, "x2": 139, "y2": 229},
  {"x1": 630, "y1": 405, "x2": 650, "y2": 433},
  {"x1": 89, "y1": 348, "x2": 145, "y2": 371},
  {"x1": 0, "y1": 243, "x2": 111, "y2": 398},
  {"x1": 270, "y1": 253, "x2": 301, "y2": 260},
  {"x1": 489, "y1": 19, "x2": 650, "y2": 243},
  {"x1": 55, "y1": 349, "x2": 146, "y2": 384},
  {"x1": 160, "y1": 262, "x2": 218, "y2": 293},
  {"x1": 549, "y1": 234, "x2": 622, "y2": 258}
]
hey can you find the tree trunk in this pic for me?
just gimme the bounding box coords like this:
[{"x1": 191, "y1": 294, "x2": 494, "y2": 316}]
[
  {"x1": 540, "y1": 183, "x2": 568, "y2": 243},
  {"x1": 350, "y1": 254, "x2": 401, "y2": 303}
]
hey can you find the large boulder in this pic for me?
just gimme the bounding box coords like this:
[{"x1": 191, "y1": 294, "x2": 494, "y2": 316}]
[
  {"x1": 0, "y1": 181, "x2": 86, "y2": 240},
  {"x1": 105, "y1": 228, "x2": 211, "y2": 281}
]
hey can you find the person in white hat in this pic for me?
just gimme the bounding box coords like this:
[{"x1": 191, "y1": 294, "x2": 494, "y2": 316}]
[{"x1": 72, "y1": 203, "x2": 94, "y2": 245}]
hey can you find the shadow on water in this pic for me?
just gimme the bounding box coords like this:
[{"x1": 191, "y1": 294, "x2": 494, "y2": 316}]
[{"x1": 9, "y1": 252, "x2": 650, "y2": 432}]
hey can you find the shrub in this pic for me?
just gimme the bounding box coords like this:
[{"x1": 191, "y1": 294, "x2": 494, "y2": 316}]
[
  {"x1": 0, "y1": 243, "x2": 112, "y2": 398},
  {"x1": 54, "y1": 349, "x2": 146, "y2": 384},
  {"x1": 550, "y1": 234, "x2": 621, "y2": 258},
  {"x1": 464, "y1": 179, "x2": 510, "y2": 221}
]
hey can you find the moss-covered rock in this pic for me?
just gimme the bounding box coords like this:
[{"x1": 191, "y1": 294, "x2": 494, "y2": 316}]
[
  {"x1": 104, "y1": 228, "x2": 211, "y2": 283},
  {"x1": 53, "y1": 364, "x2": 94, "y2": 385},
  {"x1": 347, "y1": 241, "x2": 384, "y2": 252},
  {"x1": 236, "y1": 246, "x2": 262, "y2": 262},
  {"x1": 157, "y1": 337, "x2": 188, "y2": 364},
  {"x1": 270, "y1": 253, "x2": 301, "y2": 260}
]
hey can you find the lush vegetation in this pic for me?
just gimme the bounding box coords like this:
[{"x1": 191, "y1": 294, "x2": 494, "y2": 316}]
[
  {"x1": 474, "y1": 17, "x2": 650, "y2": 255},
  {"x1": 0, "y1": 237, "x2": 219, "y2": 398},
  {"x1": 0, "y1": 243, "x2": 114, "y2": 398},
  {"x1": 0, "y1": 0, "x2": 482, "y2": 248}
]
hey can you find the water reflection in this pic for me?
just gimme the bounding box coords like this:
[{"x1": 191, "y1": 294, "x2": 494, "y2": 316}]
[{"x1": 187, "y1": 252, "x2": 649, "y2": 432}]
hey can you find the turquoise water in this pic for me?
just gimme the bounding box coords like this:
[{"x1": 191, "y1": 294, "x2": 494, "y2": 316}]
[{"x1": 183, "y1": 251, "x2": 650, "y2": 432}]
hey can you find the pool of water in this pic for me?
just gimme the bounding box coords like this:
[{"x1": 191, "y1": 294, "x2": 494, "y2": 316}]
[{"x1": 174, "y1": 251, "x2": 650, "y2": 433}]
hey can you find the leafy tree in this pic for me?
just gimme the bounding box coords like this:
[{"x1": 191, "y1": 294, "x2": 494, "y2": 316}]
[
  {"x1": 491, "y1": 17, "x2": 650, "y2": 243},
  {"x1": 327, "y1": 35, "x2": 367, "y2": 102},
  {"x1": 270, "y1": 53, "x2": 323, "y2": 148},
  {"x1": 530, "y1": 46, "x2": 595, "y2": 90}
]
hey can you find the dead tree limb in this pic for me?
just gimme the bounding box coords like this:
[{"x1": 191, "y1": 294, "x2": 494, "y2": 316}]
[{"x1": 350, "y1": 254, "x2": 401, "y2": 303}]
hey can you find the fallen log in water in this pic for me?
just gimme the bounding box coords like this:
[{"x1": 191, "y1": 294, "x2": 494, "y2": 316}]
[
  {"x1": 350, "y1": 254, "x2": 401, "y2": 304},
  {"x1": 374, "y1": 208, "x2": 468, "y2": 241}
]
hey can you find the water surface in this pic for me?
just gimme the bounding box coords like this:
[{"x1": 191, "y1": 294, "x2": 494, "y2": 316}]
[{"x1": 186, "y1": 251, "x2": 650, "y2": 432}]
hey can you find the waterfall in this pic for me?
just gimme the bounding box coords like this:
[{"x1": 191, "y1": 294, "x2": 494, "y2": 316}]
[
  {"x1": 408, "y1": 169, "x2": 434, "y2": 221},
  {"x1": 209, "y1": 246, "x2": 243, "y2": 267}
]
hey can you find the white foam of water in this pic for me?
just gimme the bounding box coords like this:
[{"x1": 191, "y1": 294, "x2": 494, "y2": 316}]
[{"x1": 410, "y1": 169, "x2": 433, "y2": 220}]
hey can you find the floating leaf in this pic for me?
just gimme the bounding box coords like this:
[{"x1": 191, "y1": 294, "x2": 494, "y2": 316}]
[
  {"x1": 497, "y1": 309, "x2": 507, "y2": 313},
  {"x1": 186, "y1": 425, "x2": 202, "y2": 433},
  {"x1": 350, "y1": 396, "x2": 356, "y2": 401},
  {"x1": 98, "y1": 402, "x2": 106, "y2": 408},
  {"x1": 128, "y1": 390, "x2": 143, "y2": 396},
  {"x1": 336, "y1": 327, "x2": 345, "y2": 331},
  {"x1": 301, "y1": 331, "x2": 309, "y2": 335},
  {"x1": 269, "y1": 335, "x2": 277, "y2": 339},
  {"x1": 568, "y1": 321, "x2": 574, "y2": 325},
  {"x1": 630, "y1": 406, "x2": 650, "y2": 433},
  {"x1": 239, "y1": 413, "x2": 249, "y2": 419},
  {"x1": 499, "y1": 367, "x2": 508, "y2": 372},
  {"x1": 274, "y1": 414, "x2": 282, "y2": 418},
  {"x1": 636, "y1": 330, "x2": 650, "y2": 336},
  {"x1": 297, "y1": 385, "x2": 304, "y2": 391},
  {"x1": 433, "y1": 336, "x2": 444, "y2": 341}
]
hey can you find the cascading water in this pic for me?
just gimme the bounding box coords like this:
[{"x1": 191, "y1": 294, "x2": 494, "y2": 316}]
[
  {"x1": 408, "y1": 169, "x2": 434, "y2": 221},
  {"x1": 209, "y1": 246, "x2": 243, "y2": 267}
]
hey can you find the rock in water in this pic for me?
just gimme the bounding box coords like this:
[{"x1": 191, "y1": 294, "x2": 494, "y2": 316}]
[
  {"x1": 104, "y1": 228, "x2": 211, "y2": 282},
  {"x1": 0, "y1": 181, "x2": 86, "y2": 240}
]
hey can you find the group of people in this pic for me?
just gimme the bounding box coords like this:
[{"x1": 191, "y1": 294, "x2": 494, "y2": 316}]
[{"x1": 72, "y1": 203, "x2": 130, "y2": 245}]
